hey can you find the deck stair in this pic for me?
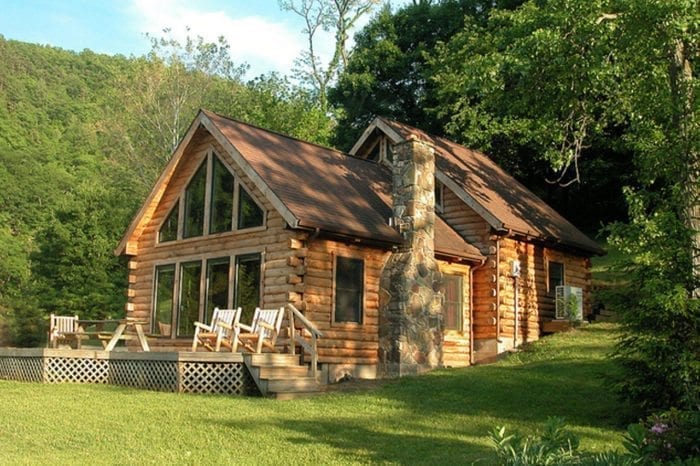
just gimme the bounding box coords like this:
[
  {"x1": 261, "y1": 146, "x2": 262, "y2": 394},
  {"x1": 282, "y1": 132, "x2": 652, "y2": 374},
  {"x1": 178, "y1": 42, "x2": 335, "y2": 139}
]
[{"x1": 243, "y1": 353, "x2": 321, "y2": 399}]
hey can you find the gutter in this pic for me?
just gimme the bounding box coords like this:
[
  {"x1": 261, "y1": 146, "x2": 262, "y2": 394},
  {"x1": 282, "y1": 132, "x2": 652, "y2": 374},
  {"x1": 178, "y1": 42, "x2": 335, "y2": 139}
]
[{"x1": 469, "y1": 256, "x2": 487, "y2": 365}]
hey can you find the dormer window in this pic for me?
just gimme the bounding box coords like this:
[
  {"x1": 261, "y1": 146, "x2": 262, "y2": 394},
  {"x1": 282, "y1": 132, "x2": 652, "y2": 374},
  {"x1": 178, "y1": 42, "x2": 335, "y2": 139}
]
[{"x1": 158, "y1": 150, "x2": 264, "y2": 243}]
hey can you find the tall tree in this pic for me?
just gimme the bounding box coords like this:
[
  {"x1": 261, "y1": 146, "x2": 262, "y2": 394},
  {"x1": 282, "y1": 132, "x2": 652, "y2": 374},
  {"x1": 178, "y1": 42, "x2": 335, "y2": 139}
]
[
  {"x1": 330, "y1": 0, "x2": 524, "y2": 150},
  {"x1": 280, "y1": 0, "x2": 380, "y2": 113},
  {"x1": 432, "y1": 0, "x2": 699, "y2": 412},
  {"x1": 104, "y1": 30, "x2": 249, "y2": 190}
]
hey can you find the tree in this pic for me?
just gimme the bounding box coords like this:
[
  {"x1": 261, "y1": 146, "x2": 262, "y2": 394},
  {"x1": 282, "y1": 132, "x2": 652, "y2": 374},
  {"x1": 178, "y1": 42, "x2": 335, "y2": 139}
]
[
  {"x1": 280, "y1": 0, "x2": 380, "y2": 113},
  {"x1": 605, "y1": 0, "x2": 699, "y2": 413},
  {"x1": 432, "y1": 0, "x2": 699, "y2": 412},
  {"x1": 104, "y1": 30, "x2": 249, "y2": 190},
  {"x1": 330, "y1": 0, "x2": 524, "y2": 150}
]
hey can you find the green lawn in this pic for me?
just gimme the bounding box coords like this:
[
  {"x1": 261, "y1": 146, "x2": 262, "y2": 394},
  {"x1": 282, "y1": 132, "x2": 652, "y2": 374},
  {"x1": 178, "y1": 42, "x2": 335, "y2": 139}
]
[{"x1": 0, "y1": 324, "x2": 629, "y2": 465}]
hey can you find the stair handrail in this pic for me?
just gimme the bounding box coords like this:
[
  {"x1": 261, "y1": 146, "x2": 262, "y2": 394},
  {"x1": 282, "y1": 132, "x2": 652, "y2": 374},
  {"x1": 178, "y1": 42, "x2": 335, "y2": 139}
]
[{"x1": 285, "y1": 303, "x2": 323, "y2": 378}]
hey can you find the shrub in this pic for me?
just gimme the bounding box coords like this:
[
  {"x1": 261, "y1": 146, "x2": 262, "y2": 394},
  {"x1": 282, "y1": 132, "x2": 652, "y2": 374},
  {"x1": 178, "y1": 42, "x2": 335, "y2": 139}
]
[{"x1": 488, "y1": 414, "x2": 700, "y2": 465}]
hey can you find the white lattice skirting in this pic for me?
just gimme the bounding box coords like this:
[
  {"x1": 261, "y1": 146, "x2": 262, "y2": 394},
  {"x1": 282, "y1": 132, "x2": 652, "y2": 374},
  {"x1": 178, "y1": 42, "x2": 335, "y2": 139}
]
[{"x1": 0, "y1": 348, "x2": 259, "y2": 396}]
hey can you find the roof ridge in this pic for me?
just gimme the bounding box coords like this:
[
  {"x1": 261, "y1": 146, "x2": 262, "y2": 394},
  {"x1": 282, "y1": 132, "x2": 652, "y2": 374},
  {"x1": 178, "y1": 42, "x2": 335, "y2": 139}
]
[{"x1": 202, "y1": 108, "x2": 382, "y2": 166}]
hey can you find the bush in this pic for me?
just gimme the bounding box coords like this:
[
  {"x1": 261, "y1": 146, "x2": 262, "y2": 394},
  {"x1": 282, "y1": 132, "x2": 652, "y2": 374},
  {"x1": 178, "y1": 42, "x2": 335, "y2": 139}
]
[{"x1": 488, "y1": 415, "x2": 700, "y2": 465}]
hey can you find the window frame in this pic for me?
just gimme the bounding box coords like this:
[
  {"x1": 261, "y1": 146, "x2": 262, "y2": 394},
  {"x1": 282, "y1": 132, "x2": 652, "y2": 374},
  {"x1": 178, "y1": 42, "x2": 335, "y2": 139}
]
[
  {"x1": 332, "y1": 254, "x2": 365, "y2": 325},
  {"x1": 435, "y1": 179, "x2": 445, "y2": 213},
  {"x1": 150, "y1": 249, "x2": 263, "y2": 338},
  {"x1": 442, "y1": 273, "x2": 463, "y2": 332},
  {"x1": 155, "y1": 147, "x2": 266, "y2": 245},
  {"x1": 547, "y1": 260, "x2": 565, "y2": 294}
]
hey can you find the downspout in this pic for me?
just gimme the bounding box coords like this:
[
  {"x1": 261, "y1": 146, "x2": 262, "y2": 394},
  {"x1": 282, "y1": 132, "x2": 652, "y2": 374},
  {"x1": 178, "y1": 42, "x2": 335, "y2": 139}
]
[
  {"x1": 513, "y1": 275, "x2": 519, "y2": 349},
  {"x1": 496, "y1": 238, "x2": 501, "y2": 343},
  {"x1": 469, "y1": 257, "x2": 487, "y2": 365}
]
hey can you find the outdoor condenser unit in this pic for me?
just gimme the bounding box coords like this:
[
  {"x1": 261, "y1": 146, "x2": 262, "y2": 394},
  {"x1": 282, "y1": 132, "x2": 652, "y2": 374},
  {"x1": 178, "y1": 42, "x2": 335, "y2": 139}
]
[{"x1": 555, "y1": 285, "x2": 583, "y2": 320}]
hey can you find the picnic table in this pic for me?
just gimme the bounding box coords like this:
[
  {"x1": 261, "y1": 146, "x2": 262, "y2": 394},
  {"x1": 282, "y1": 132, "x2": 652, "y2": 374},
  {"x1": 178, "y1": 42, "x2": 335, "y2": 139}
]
[{"x1": 78, "y1": 318, "x2": 151, "y2": 352}]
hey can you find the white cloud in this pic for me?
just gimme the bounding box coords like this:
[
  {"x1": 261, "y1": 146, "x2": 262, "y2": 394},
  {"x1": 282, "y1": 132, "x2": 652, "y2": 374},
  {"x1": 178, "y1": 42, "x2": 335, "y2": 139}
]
[{"x1": 127, "y1": 0, "x2": 306, "y2": 77}]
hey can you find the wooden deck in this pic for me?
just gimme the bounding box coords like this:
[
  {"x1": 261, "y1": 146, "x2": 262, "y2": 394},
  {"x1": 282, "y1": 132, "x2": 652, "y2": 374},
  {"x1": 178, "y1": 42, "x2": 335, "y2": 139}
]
[{"x1": 0, "y1": 347, "x2": 322, "y2": 398}]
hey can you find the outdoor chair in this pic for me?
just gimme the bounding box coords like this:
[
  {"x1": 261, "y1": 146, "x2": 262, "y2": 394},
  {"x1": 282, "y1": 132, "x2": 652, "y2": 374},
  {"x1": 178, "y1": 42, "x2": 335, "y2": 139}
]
[
  {"x1": 233, "y1": 307, "x2": 285, "y2": 353},
  {"x1": 191, "y1": 307, "x2": 241, "y2": 352},
  {"x1": 48, "y1": 314, "x2": 84, "y2": 349}
]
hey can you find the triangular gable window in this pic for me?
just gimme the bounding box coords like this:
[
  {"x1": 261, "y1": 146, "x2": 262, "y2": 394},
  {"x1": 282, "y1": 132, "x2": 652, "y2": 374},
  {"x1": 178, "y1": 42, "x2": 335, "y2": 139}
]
[
  {"x1": 157, "y1": 150, "x2": 265, "y2": 244},
  {"x1": 238, "y1": 185, "x2": 264, "y2": 229},
  {"x1": 159, "y1": 201, "x2": 179, "y2": 243},
  {"x1": 209, "y1": 156, "x2": 235, "y2": 234},
  {"x1": 183, "y1": 162, "x2": 207, "y2": 238}
]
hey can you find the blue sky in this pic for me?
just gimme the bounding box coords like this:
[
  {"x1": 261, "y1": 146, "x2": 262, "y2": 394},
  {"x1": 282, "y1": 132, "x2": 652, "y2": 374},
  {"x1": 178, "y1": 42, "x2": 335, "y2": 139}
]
[{"x1": 0, "y1": 0, "x2": 406, "y2": 78}]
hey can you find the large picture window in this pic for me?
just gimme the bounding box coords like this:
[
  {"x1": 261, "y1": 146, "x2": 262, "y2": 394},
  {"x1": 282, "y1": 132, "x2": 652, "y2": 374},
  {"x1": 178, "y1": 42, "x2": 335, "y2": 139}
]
[
  {"x1": 157, "y1": 151, "x2": 264, "y2": 244},
  {"x1": 442, "y1": 274, "x2": 463, "y2": 331},
  {"x1": 235, "y1": 254, "x2": 261, "y2": 324},
  {"x1": 334, "y1": 256, "x2": 364, "y2": 323},
  {"x1": 183, "y1": 162, "x2": 207, "y2": 238},
  {"x1": 153, "y1": 265, "x2": 175, "y2": 335},
  {"x1": 209, "y1": 157, "x2": 235, "y2": 234},
  {"x1": 153, "y1": 252, "x2": 261, "y2": 338},
  {"x1": 178, "y1": 261, "x2": 202, "y2": 336},
  {"x1": 205, "y1": 257, "x2": 230, "y2": 325}
]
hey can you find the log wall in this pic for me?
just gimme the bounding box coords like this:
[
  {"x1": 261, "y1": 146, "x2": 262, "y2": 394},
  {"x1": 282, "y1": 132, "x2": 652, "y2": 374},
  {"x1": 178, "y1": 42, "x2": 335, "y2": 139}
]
[
  {"x1": 303, "y1": 238, "x2": 391, "y2": 365},
  {"x1": 496, "y1": 238, "x2": 592, "y2": 345},
  {"x1": 440, "y1": 188, "x2": 497, "y2": 341}
]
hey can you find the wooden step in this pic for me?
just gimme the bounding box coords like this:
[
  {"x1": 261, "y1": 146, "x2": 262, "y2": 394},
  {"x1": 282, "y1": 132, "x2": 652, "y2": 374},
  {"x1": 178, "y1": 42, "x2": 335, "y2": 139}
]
[
  {"x1": 248, "y1": 353, "x2": 301, "y2": 366},
  {"x1": 264, "y1": 377, "x2": 319, "y2": 393},
  {"x1": 258, "y1": 365, "x2": 310, "y2": 379}
]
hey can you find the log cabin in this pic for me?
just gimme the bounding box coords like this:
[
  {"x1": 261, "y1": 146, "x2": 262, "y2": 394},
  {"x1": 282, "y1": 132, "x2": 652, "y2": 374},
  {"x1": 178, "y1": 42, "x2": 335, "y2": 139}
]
[{"x1": 116, "y1": 110, "x2": 603, "y2": 382}]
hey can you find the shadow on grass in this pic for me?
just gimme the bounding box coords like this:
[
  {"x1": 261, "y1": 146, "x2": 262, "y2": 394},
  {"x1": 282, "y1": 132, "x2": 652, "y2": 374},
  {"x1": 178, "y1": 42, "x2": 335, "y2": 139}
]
[
  {"x1": 351, "y1": 356, "x2": 631, "y2": 430},
  {"x1": 213, "y1": 416, "x2": 494, "y2": 464}
]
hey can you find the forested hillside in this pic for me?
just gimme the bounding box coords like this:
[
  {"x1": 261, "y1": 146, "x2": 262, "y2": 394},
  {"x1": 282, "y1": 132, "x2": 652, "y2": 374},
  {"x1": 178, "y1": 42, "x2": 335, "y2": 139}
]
[{"x1": 0, "y1": 34, "x2": 333, "y2": 345}]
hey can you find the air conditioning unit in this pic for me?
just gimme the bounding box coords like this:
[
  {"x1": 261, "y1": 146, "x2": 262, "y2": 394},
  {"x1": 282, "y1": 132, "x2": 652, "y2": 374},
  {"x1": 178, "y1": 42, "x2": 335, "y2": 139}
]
[{"x1": 555, "y1": 286, "x2": 583, "y2": 320}]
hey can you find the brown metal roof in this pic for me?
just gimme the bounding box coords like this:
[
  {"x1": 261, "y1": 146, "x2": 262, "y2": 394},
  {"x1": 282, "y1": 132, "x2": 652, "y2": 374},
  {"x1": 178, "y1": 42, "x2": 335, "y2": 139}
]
[
  {"x1": 205, "y1": 111, "x2": 484, "y2": 261},
  {"x1": 378, "y1": 118, "x2": 604, "y2": 255}
]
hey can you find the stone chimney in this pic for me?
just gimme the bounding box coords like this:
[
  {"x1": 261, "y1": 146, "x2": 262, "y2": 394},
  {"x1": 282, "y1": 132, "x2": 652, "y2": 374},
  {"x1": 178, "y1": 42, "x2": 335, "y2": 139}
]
[{"x1": 378, "y1": 136, "x2": 443, "y2": 377}]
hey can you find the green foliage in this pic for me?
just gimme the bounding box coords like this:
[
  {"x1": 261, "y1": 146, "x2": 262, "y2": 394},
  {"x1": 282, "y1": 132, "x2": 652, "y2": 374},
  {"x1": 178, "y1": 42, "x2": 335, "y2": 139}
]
[
  {"x1": 0, "y1": 33, "x2": 334, "y2": 345},
  {"x1": 330, "y1": 0, "x2": 522, "y2": 150},
  {"x1": 489, "y1": 411, "x2": 700, "y2": 465},
  {"x1": 426, "y1": 0, "x2": 698, "y2": 414},
  {"x1": 489, "y1": 417, "x2": 580, "y2": 465}
]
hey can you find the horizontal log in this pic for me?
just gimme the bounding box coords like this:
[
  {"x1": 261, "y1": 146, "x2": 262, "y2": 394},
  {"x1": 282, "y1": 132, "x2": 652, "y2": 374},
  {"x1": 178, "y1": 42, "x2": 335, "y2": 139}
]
[
  {"x1": 318, "y1": 356, "x2": 377, "y2": 365},
  {"x1": 318, "y1": 348, "x2": 377, "y2": 358}
]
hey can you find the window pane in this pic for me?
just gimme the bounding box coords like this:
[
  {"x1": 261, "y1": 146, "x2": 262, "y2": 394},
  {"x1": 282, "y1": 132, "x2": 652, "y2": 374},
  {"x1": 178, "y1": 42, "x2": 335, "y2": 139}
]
[
  {"x1": 206, "y1": 257, "x2": 230, "y2": 325},
  {"x1": 549, "y1": 261, "x2": 564, "y2": 292},
  {"x1": 209, "y1": 156, "x2": 234, "y2": 234},
  {"x1": 183, "y1": 162, "x2": 206, "y2": 238},
  {"x1": 153, "y1": 265, "x2": 175, "y2": 335},
  {"x1": 235, "y1": 254, "x2": 261, "y2": 325},
  {"x1": 443, "y1": 274, "x2": 462, "y2": 331},
  {"x1": 435, "y1": 180, "x2": 443, "y2": 212},
  {"x1": 237, "y1": 185, "x2": 264, "y2": 229},
  {"x1": 159, "y1": 201, "x2": 179, "y2": 243},
  {"x1": 178, "y1": 261, "x2": 202, "y2": 336},
  {"x1": 335, "y1": 257, "x2": 363, "y2": 323}
]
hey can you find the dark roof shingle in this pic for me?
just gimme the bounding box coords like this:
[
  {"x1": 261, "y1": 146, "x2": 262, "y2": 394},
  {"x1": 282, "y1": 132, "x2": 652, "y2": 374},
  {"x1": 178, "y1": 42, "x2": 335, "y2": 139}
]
[
  {"x1": 379, "y1": 118, "x2": 604, "y2": 255},
  {"x1": 206, "y1": 111, "x2": 483, "y2": 261}
]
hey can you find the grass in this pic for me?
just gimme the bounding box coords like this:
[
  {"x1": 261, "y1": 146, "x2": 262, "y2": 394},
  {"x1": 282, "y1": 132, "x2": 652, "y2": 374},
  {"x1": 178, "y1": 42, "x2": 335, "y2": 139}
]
[
  {"x1": 0, "y1": 323, "x2": 630, "y2": 465},
  {"x1": 590, "y1": 242, "x2": 629, "y2": 285}
]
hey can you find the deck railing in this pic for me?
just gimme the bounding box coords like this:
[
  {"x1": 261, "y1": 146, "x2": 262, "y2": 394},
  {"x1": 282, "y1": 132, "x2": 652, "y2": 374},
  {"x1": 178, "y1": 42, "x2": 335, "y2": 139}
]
[{"x1": 285, "y1": 304, "x2": 323, "y2": 378}]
